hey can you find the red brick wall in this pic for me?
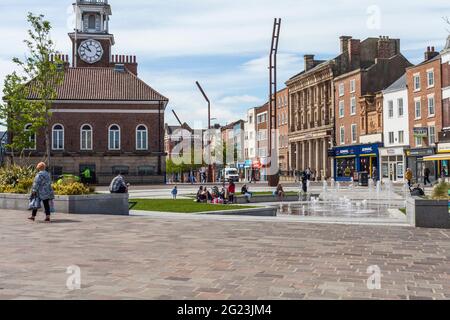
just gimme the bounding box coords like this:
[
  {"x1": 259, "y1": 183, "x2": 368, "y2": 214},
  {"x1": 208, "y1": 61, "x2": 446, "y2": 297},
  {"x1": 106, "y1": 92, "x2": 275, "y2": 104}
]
[
  {"x1": 334, "y1": 72, "x2": 362, "y2": 145},
  {"x1": 406, "y1": 58, "x2": 442, "y2": 148},
  {"x1": 31, "y1": 102, "x2": 164, "y2": 156}
]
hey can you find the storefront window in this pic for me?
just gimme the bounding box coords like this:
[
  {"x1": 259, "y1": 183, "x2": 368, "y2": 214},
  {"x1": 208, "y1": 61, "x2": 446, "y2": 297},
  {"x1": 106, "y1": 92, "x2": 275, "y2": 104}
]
[
  {"x1": 382, "y1": 162, "x2": 389, "y2": 179},
  {"x1": 336, "y1": 158, "x2": 356, "y2": 178}
]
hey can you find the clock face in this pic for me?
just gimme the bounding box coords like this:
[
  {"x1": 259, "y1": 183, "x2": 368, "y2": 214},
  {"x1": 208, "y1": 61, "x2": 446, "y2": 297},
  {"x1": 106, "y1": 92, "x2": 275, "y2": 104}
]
[{"x1": 78, "y1": 39, "x2": 104, "y2": 64}]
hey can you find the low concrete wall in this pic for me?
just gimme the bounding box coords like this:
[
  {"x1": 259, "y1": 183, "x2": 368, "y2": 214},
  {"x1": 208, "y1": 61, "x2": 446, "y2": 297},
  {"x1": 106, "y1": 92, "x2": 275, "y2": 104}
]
[
  {"x1": 407, "y1": 197, "x2": 450, "y2": 229},
  {"x1": 235, "y1": 194, "x2": 318, "y2": 204},
  {"x1": 201, "y1": 207, "x2": 277, "y2": 217},
  {"x1": 0, "y1": 193, "x2": 129, "y2": 216}
]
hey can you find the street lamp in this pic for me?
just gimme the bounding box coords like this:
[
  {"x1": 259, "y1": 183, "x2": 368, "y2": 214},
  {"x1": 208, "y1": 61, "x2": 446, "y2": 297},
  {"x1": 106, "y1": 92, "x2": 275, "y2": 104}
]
[{"x1": 196, "y1": 81, "x2": 213, "y2": 183}]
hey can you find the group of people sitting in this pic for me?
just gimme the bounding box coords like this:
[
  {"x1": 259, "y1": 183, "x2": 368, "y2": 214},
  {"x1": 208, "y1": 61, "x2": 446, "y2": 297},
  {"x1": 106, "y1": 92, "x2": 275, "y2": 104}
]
[{"x1": 195, "y1": 181, "x2": 237, "y2": 204}]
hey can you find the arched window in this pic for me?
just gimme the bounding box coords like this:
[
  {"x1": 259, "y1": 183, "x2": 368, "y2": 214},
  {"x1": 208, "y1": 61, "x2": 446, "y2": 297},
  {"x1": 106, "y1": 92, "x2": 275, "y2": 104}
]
[
  {"x1": 108, "y1": 125, "x2": 120, "y2": 150},
  {"x1": 80, "y1": 124, "x2": 93, "y2": 151},
  {"x1": 24, "y1": 124, "x2": 36, "y2": 150},
  {"x1": 52, "y1": 124, "x2": 64, "y2": 150},
  {"x1": 136, "y1": 125, "x2": 148, "y2": 150}
]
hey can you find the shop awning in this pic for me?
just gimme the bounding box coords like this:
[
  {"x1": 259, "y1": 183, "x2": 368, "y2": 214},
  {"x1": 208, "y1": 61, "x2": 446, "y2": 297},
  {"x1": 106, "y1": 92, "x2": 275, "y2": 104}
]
[{"x1": 423, "y1": 154, "x2": 450, "y2": 161}]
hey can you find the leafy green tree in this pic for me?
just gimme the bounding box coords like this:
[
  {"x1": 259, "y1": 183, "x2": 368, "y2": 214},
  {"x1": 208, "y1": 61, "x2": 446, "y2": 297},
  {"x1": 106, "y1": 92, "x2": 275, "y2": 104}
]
[{"x1": 0, "y1": 13, "x2": 63, "y2": 165}]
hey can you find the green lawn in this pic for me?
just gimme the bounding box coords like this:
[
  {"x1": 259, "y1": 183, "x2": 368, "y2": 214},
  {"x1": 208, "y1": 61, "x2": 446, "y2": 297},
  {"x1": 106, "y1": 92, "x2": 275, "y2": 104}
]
[{"x1": 130, "y1": 199, "x2": 259, "y2": 213}]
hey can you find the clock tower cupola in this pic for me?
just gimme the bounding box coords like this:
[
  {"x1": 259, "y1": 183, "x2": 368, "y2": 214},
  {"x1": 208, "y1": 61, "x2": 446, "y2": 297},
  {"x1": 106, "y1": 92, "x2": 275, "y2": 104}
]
[{"x1": 69, "y1": 0, "x2": 115, "y2": 67}]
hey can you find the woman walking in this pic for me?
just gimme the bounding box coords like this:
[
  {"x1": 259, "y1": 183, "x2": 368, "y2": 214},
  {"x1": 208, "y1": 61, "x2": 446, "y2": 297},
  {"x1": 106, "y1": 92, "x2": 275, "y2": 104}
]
[{"x1": 28, "y1": 162, "x2": 54, "y2": 222}]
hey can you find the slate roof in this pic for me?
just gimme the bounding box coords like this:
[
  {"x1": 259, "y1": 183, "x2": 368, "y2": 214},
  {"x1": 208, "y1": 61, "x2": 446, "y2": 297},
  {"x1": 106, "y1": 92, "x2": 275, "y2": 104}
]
[
  {"x1": 27, "y1": 67, "x2": 168, "y2": 102},
  {"x1": 383, "y1": 74, "x2": 407, "y2": 94}
]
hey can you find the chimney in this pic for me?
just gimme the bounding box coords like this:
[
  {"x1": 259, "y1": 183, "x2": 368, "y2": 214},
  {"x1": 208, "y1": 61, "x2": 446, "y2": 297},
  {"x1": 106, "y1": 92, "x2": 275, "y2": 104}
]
[
  {"x1": 377, "y1": 36, "x2": 399, "y2": 59},
  {"x1": 304, "y1": 54, "x2": 315, "y2": 71},
  {"x1": 340, "y1": 36, "x2": 352, "y2": 53},
  {"x1": 424, "y1": 46, "x2": 439, "y2": 61}
]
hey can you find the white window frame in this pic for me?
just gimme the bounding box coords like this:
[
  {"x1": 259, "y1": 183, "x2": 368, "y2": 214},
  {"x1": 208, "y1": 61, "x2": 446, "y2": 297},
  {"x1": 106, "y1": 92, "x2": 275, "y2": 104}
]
[
  {"x1": 340, "y1": 126, "x2": 345, "y2": 145},
  {"x1": 24, "y1": 123, "x2": 36, "y2": 150},
  {"x1": 428, "y1": 95, "x2": 435, "y2": 117},
  {"x1": 415, "y1": 99, "x2": 421, "y2": 119},
  {"x1": 339, "y1": 83, "x2": 345, "y2": 97},
  {"x1": 388, "y1": 100, "x2": 394, "y2": 118},
  {"x1": 52, "y1": 124, "x2": 64, "y2": 151},
  {"x1": 429, "y1": 125, "x2": 436, "y2": 145},
  {"x1": 427, "y1": 69, "x2": 435, "y2": 88},
  {"x1": 397, "y1": 98, "x2": 404, "y2": 117},
  {"x1": 108, "y1": 124, "x2": 121, "y2": 151},
  {"x1": 398, "y1": 130, "x2": 404, "y2": 144},
  {"x1": 351, "y1": 124, "x2": 357, "y2": 143},
  {"x1": 80, "y1": 124, "x2": 93, "y2": 151},
  {"x1": 339, "y1": 100, "x2": 345, "y2": 118},
  {"x1": 415, "y1": 136, "x2": 423, "y2": 147},
  {"x1": 413, "y1": 73, "x2": 421, "y2": 91},
  {"x1": 350, "y1": 97, "x2": 356, "y2": 116},
  {"x1": 350, "y1": 79, "x2": 356, "y2": 93},
  {"x1": 388, "y1": 132, "x2": 395, "y2": 145},
  {"x1": 136, "y1": 124, "x2": 148, "y2": 151}
]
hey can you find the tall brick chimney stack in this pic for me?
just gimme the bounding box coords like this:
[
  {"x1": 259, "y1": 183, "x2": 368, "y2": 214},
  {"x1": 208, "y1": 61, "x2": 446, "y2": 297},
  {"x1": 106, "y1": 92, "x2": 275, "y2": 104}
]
[
  {"x1": 377, "y1": 36, "x2": 399, "y2": 59},
  {"x1": 424, "y1": 46, "x2": 439, "y2": 61},
  {"x1": 304, "y1": 55, "x2": 315, "y2": 71},
  {"x1": 340, "y1": 36, "x2": 352, "y2": 53}
]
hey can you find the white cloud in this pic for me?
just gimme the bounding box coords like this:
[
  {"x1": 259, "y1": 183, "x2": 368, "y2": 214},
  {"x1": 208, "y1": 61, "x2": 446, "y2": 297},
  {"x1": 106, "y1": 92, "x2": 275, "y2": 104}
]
[{"x1": 0, "y1": 0, "x2": 448, "y2": 130}]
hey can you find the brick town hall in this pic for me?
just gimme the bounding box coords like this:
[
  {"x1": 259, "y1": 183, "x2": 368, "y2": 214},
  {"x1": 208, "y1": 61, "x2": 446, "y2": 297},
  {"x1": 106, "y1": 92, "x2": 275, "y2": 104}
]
[{"x1": 26, "y1": 0, "x2": 169, "y2": 184}]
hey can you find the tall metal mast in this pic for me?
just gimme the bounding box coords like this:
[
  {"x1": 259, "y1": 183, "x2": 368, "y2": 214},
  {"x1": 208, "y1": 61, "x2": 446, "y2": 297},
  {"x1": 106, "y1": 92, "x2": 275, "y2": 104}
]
[{"x1": 268, "y1": 18, "x2": 281, "y2": 187}]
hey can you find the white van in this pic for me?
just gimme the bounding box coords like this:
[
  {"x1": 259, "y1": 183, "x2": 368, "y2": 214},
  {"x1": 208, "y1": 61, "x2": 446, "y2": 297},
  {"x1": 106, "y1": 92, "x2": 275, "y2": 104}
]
[{"x1": 222, "y1": 168, "x2": 239, "y2": 182}]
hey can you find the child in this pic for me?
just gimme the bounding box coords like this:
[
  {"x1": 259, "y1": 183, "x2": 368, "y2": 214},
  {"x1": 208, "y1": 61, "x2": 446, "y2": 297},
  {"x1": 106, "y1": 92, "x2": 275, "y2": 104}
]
[{"x1": 171, "y1": 186, "x2": 178, "y2": 200}]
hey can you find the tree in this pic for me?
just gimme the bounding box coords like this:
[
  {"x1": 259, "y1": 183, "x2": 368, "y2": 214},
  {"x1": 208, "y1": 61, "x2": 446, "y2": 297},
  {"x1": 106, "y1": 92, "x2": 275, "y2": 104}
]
[{"x1": 0, "y1": 13, "x2": 63, "y2": 165}]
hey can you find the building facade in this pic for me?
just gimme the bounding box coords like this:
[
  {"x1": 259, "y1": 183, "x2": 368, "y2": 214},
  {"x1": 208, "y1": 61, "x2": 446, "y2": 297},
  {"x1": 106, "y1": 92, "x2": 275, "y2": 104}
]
[
  {"x1": 333, "y1": 44, "x2": 411, "y2": 181},
  {"x1": 380, "y1": 75, "x2": 409, "y2": 182},
  {"x1": 287, "y1": 36, "x2": 404, "y2": 180},
  {"x1": 255, "y1": 103, "x2": 269, "y2": 181},
  {"x1": 244, "y1": 107, "x2": 257, "y2": 181},
  {"x1": 406, "y1": 46, "x2": 442, "y2": 183},
  {"x1": 276, "y1": 88, "x2": 290, "y2": 174},
  {"x1": 16, "y1": 0, "x2": 168, "y2": 184}
]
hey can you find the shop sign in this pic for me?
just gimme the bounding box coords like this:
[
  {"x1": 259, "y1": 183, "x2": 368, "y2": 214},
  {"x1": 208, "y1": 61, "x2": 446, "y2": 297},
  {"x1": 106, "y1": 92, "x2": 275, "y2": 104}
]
[
  {"x1": 438, "y1": 143, "x2": 450, "y2": 153},
  {"x1": 407, "y1": 148, "x2": 435, "y2": 157},
  {"x1": 413, "y1": 127, "x2": 428, "y2": 138}
]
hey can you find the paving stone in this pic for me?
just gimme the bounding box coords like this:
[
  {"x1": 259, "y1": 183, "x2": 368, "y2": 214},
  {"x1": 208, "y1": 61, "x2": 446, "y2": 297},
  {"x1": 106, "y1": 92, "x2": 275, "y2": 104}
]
[{"x1": 0, "y1": 210, "x2": 449, "y2": 300}]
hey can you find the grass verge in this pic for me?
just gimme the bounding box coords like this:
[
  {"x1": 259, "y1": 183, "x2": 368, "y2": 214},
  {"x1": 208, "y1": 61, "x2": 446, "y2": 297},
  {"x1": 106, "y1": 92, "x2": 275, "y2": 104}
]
[{"x1": 130, "y1": 199, "x2": 260, "y2": 213}]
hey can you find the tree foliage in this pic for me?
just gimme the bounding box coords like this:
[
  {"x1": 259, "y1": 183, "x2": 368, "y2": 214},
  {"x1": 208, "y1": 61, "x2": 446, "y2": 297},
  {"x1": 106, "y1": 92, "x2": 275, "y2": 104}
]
[{"x1": 0, "y1": 13, "x2": 63, "y2": 163}]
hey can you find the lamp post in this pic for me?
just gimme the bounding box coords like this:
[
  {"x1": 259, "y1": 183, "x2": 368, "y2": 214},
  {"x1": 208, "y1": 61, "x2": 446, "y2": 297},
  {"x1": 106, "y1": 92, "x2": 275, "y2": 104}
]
[{"x1": 196, "y1": 81, "x2": 213, "y2": 183}]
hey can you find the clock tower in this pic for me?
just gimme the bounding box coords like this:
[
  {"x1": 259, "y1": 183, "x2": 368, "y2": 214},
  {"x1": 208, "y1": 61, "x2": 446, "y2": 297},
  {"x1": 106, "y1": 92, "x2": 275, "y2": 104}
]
[{"x1": 69, "y1": 0, "x2": 114, "y2": 68}]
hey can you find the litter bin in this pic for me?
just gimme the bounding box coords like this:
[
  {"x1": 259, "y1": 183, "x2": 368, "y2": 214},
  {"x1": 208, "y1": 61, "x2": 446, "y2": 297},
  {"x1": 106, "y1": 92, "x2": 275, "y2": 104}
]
[{"x1": 358, "y1": 172, "x2": 369, "y2": 187}]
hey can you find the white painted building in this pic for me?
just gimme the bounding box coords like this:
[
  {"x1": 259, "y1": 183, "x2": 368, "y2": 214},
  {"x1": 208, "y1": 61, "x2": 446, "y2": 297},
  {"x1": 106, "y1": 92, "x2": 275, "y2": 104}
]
[
  {"x1": 380, "y1": 74, "x2": 409, "y2": 182},
  {"x1": 243, "y1": 107, "x2": 257, "y2": 181}
]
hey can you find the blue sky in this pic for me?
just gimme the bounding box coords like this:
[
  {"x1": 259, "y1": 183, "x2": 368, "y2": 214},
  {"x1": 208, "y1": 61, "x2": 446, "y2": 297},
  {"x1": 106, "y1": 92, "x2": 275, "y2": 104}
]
[{"x1": 0, "y1": 0, "x2": 449, "y2": 130}]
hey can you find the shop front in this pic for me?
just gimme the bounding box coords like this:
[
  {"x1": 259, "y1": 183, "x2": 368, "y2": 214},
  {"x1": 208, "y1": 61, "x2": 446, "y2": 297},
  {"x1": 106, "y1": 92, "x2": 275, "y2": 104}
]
[
  {"x1": 332, "y1": 143, "x2": 382, "y2": 182},
  {"x1": 379, "y1": 147, "x2": 407, "y2": 183},
  {"x1": 422, "y1": 142, "x2": 450, "y2": 180},
  {"x1": 405, "y1": 147, "x2": 436, "y2": 184}
]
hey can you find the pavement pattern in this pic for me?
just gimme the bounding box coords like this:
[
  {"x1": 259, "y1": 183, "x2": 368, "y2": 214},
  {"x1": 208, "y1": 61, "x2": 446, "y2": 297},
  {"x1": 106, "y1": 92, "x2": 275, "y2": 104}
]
[{"x1": 1, "y1": 210, "x2": 450, "y2": 300}]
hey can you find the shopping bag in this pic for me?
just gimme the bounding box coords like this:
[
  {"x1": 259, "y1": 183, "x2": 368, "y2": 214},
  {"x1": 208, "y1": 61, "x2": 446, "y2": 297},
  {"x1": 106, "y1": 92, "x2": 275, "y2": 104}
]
[
  {"x1": 49, "y1": 200, "x2": 55, "y2": 213},
  {"x1": 28, "y1": 197, "x2": 41, "y2": 210}
]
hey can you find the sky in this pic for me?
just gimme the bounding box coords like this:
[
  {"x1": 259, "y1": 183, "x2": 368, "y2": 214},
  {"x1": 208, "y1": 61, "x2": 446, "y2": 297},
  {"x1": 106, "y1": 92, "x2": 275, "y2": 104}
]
[{"x1": 0, "y1": 0, "x2": 449, "y2": 130}]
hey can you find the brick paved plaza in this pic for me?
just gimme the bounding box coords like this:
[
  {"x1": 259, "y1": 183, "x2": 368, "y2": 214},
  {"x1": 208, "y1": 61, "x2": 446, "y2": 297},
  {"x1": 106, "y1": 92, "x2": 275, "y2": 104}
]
[{"x1": 0, "y1": 210, "x2": 449, "y2": 300}]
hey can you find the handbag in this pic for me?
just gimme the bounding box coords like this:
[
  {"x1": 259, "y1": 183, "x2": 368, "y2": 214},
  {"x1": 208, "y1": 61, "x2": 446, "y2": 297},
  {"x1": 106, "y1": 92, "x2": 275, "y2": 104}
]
[{"x1": 28, "y1": 196, "x2": 41, "y2": 211}]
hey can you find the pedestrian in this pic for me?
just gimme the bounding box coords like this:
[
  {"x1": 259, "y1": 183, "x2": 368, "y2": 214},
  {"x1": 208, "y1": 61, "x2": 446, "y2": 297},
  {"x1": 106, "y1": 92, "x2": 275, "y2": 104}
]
[
  {"x1": 109, "y1": 172, "x2": 129, "y2": 193},
  {"x1": 301, "y1": 171, "x2": 308, "y2": 193},
  {"x1": 372, "y1": 167, "x2": 378, "y2": 182},
  {"x1": 424, "y1": 167, "x2": 431, "y2": 186},
  {"x1": 275, "y1": 184, "x2": 285, "y2": 201},
  {"x1": 171, "y1": 185, "x2": 178, "y2": 200},
  {"x1": 405, "y1": 168, "x2": 413, "y2": 188},
  {"x1": 241, "y1": 184, "x2": 253, "y2": 203},
  {"x1": 227, "y1": 181, "x2": 236, "y2": 204},
  {"x1": 28, "y1": 162, "x2": 54, "y2": 223},
  {"x1": 306, "y1": 167, "x2": 311, "y2": 181}
]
